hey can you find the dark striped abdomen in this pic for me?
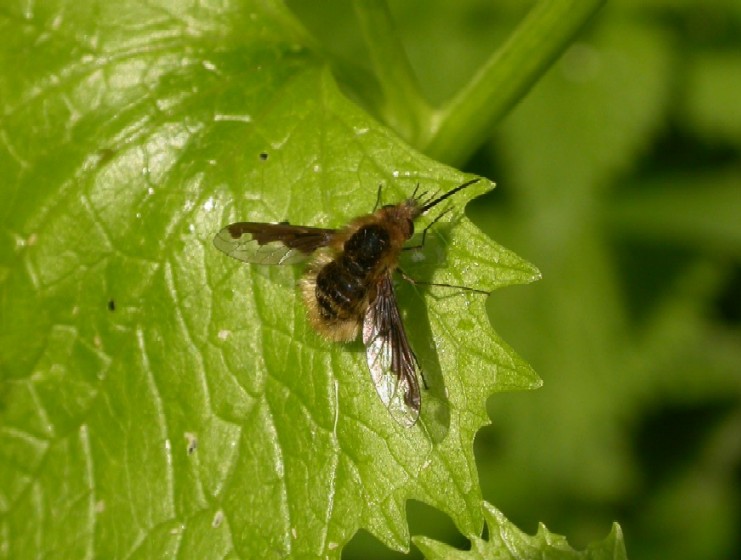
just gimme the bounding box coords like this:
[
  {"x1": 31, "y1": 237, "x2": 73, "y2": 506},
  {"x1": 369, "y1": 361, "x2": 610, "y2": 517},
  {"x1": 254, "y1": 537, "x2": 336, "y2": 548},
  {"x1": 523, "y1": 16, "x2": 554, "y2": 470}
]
[
  {"x1": 315, "y1": 259, "x2": 369, "y2": 321},
  {"x1": 314, "y1": 224, "x2": 391, "y2": 323}
]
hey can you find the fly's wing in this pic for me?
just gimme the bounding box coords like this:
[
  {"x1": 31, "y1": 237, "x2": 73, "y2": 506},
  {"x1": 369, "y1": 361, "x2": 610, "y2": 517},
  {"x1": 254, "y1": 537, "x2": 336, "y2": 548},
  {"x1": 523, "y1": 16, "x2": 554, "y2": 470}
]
[
  {"x1": 362, "y1": 275, "x2": 421, "y2": 427},
  {"x1": 213, "y1": 222, "x2": 336, "y2": 265}
]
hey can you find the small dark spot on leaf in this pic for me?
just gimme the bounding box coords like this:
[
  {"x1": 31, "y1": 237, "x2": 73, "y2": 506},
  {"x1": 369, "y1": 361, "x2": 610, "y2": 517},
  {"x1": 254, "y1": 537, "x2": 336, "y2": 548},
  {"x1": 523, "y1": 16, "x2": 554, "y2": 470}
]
[
  {"x1": 107, "y1": 299, "x2": 116, "y2": 311},
  {"x1": 95, "y1": 148, "x2": 117, "y2": 167},
  {"x1": 212, "y1": 510, "x2": 224, "y2": 528},
  {"x1": 259, "y1": 151, "x2": 269, "y2": 161},
  {"x1": 185, "y1": 432, "x2": 198, "y2": 455}
]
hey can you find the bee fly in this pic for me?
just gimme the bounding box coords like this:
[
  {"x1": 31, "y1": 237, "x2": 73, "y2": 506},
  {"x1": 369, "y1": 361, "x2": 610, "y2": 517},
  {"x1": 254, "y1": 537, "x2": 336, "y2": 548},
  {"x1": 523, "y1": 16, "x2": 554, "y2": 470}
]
[{"x1": 214, "y1": 178, "x2": 485, "y2": 427}]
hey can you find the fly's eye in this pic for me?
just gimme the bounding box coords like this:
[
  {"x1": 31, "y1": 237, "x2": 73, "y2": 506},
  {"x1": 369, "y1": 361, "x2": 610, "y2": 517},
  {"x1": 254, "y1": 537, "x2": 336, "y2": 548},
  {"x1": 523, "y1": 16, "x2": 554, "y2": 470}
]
[{"x1": 407, "y1": 219, "x2": 414, "y2": 236}]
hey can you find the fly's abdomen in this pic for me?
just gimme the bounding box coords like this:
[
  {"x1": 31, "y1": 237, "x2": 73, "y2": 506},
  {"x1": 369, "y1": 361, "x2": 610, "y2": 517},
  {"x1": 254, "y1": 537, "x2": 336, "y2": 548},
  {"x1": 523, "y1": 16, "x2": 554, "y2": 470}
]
[
  {"x1": 315, "y1": 223, "x2": 392, "y2": 320},
  {"x1": 315, "y1": 259, "x2": 369, "y2": 322},
  {"x1": 301, "y1": 222, "x2": 396, "y2": 342}
]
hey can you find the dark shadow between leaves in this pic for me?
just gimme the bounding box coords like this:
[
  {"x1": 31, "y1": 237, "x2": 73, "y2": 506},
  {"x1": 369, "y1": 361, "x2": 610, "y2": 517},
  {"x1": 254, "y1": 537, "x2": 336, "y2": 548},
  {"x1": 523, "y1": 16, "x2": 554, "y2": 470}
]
[{"x1": 341, "y1": 499, "x2": 471, "y2": 559}]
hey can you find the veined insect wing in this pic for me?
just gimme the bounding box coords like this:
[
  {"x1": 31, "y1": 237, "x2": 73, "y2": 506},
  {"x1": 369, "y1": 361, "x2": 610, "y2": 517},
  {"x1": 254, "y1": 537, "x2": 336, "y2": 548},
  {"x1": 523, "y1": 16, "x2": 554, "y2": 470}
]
[
  {"x1": 213, "y1": 222, "x2": 336, "y2": 265},
  {"x1": 362, "y1": 275, "x2": 421, "y2": 427}
]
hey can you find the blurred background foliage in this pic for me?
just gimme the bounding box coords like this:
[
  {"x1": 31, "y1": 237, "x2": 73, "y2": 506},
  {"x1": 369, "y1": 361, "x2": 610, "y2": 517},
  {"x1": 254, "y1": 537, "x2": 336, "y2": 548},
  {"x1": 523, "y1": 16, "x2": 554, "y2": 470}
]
[{"x1": 287, "y1": 0, "x2": 741, "y2": 558}]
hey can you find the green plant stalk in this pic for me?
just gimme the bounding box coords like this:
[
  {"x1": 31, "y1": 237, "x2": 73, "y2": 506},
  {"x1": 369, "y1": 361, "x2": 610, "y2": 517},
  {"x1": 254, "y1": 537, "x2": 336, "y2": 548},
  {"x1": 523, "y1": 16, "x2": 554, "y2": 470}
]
[
  {"x1": 422, "y1": 0, "x2": 606, "y2": 166},
  {"x1": 353, "y1": 0, "x2": 432, "y2": 144}
]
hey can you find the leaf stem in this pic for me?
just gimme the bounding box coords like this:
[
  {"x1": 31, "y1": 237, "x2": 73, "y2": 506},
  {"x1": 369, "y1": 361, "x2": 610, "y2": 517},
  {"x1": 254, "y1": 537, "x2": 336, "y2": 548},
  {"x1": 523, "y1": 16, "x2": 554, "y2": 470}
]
[
  {"x1": 353, "y1": 0, "x2": 431, "y2": 144},
  {"x1": 421, "y1": 0, "x2": 606, "y2": 166}
]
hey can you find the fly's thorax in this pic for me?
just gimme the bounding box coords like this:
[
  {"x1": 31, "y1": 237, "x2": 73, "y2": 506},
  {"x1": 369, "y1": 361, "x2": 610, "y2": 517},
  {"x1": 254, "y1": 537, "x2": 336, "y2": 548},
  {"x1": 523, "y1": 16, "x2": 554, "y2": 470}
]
[
  {"x1": 377, "y1": 200, "x2": 418, "y2": 243},
  {"x1": 343, "y1": 223, "x2": 391, "y2": 274}
]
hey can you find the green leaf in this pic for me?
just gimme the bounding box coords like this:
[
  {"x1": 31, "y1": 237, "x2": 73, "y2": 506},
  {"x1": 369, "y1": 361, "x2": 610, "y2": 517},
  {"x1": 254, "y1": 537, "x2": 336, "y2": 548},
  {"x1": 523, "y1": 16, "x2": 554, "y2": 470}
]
[
  {"x1": 0, "y1": 1, "x2": 539, "y2": 558},
  {"x1": 467, "y1": 11, "x2": 680, "y2": 514},
  {"x1": 497, "y1": 15, "x2": 674, "y2": 203},
  {"x1": 606, "y1": 169, "x2": 741, "y2": 257},
  {"x1": 683, "y1": 51, "x2": 741, "y2": 143},
  {"x1": 414, "y1": 502, "x2": 628, "y2": 560}
]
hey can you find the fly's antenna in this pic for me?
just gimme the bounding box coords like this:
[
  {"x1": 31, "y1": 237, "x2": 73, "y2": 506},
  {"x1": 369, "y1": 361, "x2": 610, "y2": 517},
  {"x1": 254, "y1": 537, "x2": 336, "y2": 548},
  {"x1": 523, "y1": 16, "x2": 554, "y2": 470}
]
[{"x1": 420, "y1": 178, "x2": 481, "y2": 213}]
